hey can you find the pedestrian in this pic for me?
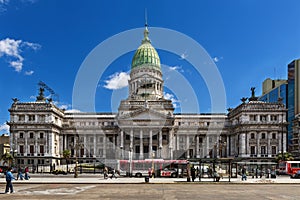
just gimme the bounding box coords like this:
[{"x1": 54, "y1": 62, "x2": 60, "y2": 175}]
[
  {"x1": 5, "y1": 167, "x2": 16, "y2": 194},
  {"x1": 267, "y1": 168, "x2": 270, "y2": 178},
  {"x1": 241, "y1": 167, "x2": 247, "y2": 181},
  {"x1": 191, "y1": 167, "x2": 196, "y2": 182},
  {"x1": 111, "y1": 168, "x2": 117, "y2": 179},
  {"x1": 104, "y1": 167, "x2": 108, "y2": 179},
  {"x1": 148, "y1": 168, "x2": 152, "y2": 177},
  {"x1": 17, "y1": 167, "x2": 24, "y2": 180},
  {"x1": 24, "y1": 166, "x2": 30, "y2": 180}
]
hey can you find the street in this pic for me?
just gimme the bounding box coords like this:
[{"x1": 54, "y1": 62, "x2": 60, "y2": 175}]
[{"x1": 0, "y1": 183, "x2": 300, "y2": 200}]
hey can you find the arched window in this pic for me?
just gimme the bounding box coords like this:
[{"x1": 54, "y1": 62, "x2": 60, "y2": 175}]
[{"x1": 250, "y1": 133, "x2": 255, "y2": 139}]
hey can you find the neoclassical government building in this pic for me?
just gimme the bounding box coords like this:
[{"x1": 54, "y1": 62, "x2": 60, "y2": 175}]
[{"x1": 8, "y1": 26, "x2": 287, "y2": 169}]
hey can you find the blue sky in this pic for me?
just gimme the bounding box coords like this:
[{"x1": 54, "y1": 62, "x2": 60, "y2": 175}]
[{"x1": 1, "y1": 0, "x2": 300, "y2": 134}]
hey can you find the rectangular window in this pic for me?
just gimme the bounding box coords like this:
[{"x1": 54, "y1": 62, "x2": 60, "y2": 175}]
[
  {"x1": 260, "y1": 115, "x2": 267, "y2": 122},
  {"x1": 39, "y1": 115, "x2": 45, "y2": 122},
  {"x1": 152, "y1": 135, "x2": 157, "y2": 140},
  {"x1": 19, "y1": 132, "x2": 24, "y2": 138},
  {"x1": 189, "y1": 149, "x2": 194, "y2": 158},
  {"x1": 99, "y1": 149, "x2": 103, "y2": 157},
  {"x1": 19, "y1": 145, "x2": 24, "y2": 154},
  {"x1": 18, "y1": 115, "x2": 25, "y2": 122},
  {"x1": 28, "y1": 115, "x2": 35, "y2": 122},
  {"x1": 199, "y1": 137, "x2": 203, "y2": 143},
  {"x1": 250, "y1": 146, "x2": 256, "y2": 155},
  {"x1": 261, "y1": 146, "x2": 266, "y2": 155},
  {"x1": 270, "y1": 115, "x2": 277, "y2": 121},
  {"x1": 272, "y1": 146, "x2": 276, "y2": 155},
  {"x1": 40, "y1": 132, "x2": 44, "y2": 138},
  {"x1": 30, "y1": 145, "x2": 34, "y2": 154},
  {"x1": 40, "y1": 145, "x2": 44, "y2": 154},
  {"x1": 90, "y1": 136, "x2": 94, "y2": 143},
  {"x1": 179, "y1": 136, "x2": 184, "y2": 142},
  {"x1": 162, "y1": 134, "x2": 167, "y2": 140},
  {"x1": 250, "y1": 115, "x2": 257, "y2": 121},
  {"x1": 29, "y1": 132, "x2": 34, "y2": 138}
]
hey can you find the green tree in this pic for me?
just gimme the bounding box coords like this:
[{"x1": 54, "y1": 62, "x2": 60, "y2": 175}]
[
  {"x1": 275, "y1": 152, "x2": 294, "y2": 163},
  {"x1": 62, "y1": 149, "x2": 71, "y2": 173},
  {"x1": 1, "y1": 152, "x2": 14, "y2": 166}
]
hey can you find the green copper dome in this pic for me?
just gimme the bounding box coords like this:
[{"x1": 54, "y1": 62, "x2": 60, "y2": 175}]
[{"x1": 131, "y1": 27, "x2": 161, "y2": 70}]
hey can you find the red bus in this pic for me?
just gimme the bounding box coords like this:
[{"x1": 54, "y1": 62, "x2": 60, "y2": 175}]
[
  {"x1": 278, "y1": 161, "x2": 300, "y2": 175},
  {"x1": 118, "y1": 159, "x2": 188, "y2": 178}
]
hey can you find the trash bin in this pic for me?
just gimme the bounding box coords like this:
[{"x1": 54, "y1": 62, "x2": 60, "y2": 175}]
[{"x1": 145, "y1": 176, "x2": 149, "y2": 183}]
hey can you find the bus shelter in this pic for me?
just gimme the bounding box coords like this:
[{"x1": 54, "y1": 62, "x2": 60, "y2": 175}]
[
  {"x1": 187, "y1": 158, "x2": 236, "y2": 182},
  {"x1": 235, "y1": 161, "x2": 277, "y2": 178}
]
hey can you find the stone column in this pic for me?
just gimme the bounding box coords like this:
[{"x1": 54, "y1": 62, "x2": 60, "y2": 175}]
[
  {"x1": 257, "y1": 132, "x2": 260, "y2": 157},
  {"x1": 25, "y1": 131, "x2": 28, "y2": 155},
  {"x1": 176, "y1": 134, "x2": 179, "y2": 151},
  {"x1": 130, "y1": 129, "x2": 133, "y2": 150},
  {"x1": 169, "y1": 129, "x2": 174, "y2": 159},
  {"x1": 159, "y1": 130, "x2": 162, "y2": 158},
  {"x1": 206, "y1": 136, "x2": 210, "y2": 158},
  {"x1": 93, "y1": 133, "x2": 97, "y2": 158},
  {"x1": 186, "y1": 135, "x2": 190, "y2": 158},
  {"x1": 83, "y1": 135, "x2": 87, "y2": 157},
  {"x1": 149, "y1": 130, "x2": 153, "y2": 158},
  {"x1": 35, "y1": 132, "x2": 38, "y2": 156},
  {"x1": 196, "y1": 135, "x2": 200, "y2": 158},
  {"x1": 120, "y1": 130, "x2": 124, "y2": 159},
  {"x1": 226, "y1": 136, "x2": 230, "y2": 157},
  {"x1": 120, "y1": 130, "x2": 124, "y2": 148},
  {"x1": 267, "y1": 132, "x2": 271, "y2": 157},
  {"x1": 283, "y1": 132, "x2": 287, "y2": 153},
  {"x1": 139, "y1": 129, "x2": 143, "y2": 159},
  {"x1": 240, "y1": 133, "x2": 246, "y2": 157}
]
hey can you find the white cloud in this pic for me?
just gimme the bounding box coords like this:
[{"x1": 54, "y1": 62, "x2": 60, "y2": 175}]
[
  {"x1": 22, "y1": 41, "x2": 41, "y2": 50},
  {"x1": 25, "y1": 70, "x2": 34, "y2": 75},
  {"x1": 0, "y1": 0, "x2": 9, "y2": 4},
  {"x1": 164, "y1": 92, "x2": 180, "y2": 109},
  {"x1": 104, "y1": 72, "x2": 130, "y2": 90},
  {"x1": 169, "y1": 66, "x2": 180, "y2": 71},
  {"x1": 168, "y1": 65, "x2": 184, "y2": 73},
  {"x1": 0, "y1": 38, "x2": 41, "y2": 72},
  {"x1": 179, "y1": 52, "x2": 188, "y2": 60},
  {"x1": 59, "y1": 104, "x2": 70, "y2": 110},
  {"x1": 212, "y1": 56, "x2": 223, "y2": 63},
  {"x1": 64, "y1": 109, "x2": 81, "y2": 113},
  {"x1": 0, "y1": 122, "x2": 9, "y2": 133}
]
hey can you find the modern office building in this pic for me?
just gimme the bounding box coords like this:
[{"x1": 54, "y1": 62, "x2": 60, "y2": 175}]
[{"x1": 288, "y1": 59, "x2": 300, "y2": 156}]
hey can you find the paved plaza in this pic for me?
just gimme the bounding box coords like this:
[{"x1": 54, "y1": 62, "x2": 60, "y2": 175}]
[{"x1": 0, "y1": 175, "x2": 300, "y2": 199}]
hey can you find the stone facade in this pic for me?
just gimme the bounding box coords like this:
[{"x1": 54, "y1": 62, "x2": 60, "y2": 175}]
[{"x1": 7, "y1": 26, "x2": 287, "y2": 169}]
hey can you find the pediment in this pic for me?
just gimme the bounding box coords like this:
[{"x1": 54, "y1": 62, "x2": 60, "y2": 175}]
[{"x1": 118, "y1": 107, "x2": 172, "y2": 121}]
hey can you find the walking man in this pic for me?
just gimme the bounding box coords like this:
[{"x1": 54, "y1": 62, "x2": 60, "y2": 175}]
[{"x1": 5, "y1": 167, "x2": 16, "y2": 194}]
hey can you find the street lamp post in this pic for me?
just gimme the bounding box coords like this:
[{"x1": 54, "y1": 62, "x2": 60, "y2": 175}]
[
  {"x1": 151, "y1": 151, "x2": 155, "y2": 178},
  {"x1": 281, "y1": 112, "x2": 284, "y2": 161},
  {"x1": 129, "y1": 148, "x2": 132, "y2": 177},
  {"x1": 73, "y1": 134, "x2": 81, "y2": 178}
]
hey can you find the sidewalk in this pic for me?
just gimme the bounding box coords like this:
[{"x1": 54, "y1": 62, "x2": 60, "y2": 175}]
[{"x1": 1, "y1": 174, "x2": 300, "y2": 184}]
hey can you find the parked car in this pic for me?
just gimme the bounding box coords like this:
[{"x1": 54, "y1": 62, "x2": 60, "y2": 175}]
[{"x1": 160, "y1": 168, "x2": 178, "y2": 178}]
